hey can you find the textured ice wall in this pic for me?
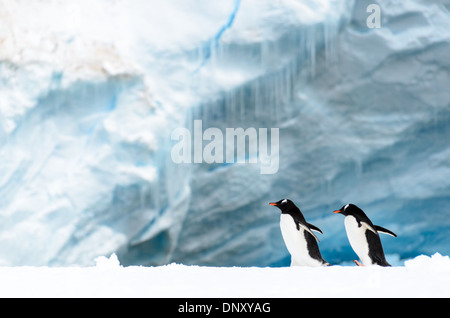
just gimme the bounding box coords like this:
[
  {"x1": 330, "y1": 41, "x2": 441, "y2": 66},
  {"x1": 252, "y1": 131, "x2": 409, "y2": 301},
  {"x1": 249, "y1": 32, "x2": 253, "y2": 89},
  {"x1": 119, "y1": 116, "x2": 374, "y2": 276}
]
[{"x1": 0, "y1": 0, "x2": 204, "y2": 265}]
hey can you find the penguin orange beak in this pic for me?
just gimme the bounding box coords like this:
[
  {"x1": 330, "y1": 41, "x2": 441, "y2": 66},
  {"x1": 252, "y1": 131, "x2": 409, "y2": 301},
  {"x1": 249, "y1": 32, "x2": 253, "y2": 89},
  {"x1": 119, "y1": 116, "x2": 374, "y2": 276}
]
[
  {"x1": 269, "y1": 202, "x2": 277, "y2": 206},
  {"x1": 333, "y1": 210, "x2": 341, "y2": 214}
]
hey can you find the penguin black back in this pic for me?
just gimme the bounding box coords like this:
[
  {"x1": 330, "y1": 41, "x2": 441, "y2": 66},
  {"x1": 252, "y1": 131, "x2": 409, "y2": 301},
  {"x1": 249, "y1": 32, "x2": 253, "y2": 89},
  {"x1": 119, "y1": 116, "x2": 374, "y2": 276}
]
[{"x1": 365, "y1": 228, "x2": 390, "y2": 266}]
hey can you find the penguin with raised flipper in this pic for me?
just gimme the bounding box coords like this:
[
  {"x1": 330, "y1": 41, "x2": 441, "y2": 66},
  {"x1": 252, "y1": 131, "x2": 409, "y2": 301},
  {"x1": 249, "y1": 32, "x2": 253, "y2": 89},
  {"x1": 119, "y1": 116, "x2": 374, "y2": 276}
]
[
  {"x1": 333, "y1": 203, "x2": 397, "y2": 266},
  {"x1": 270, "y1": 199, "x2": 329, "y2": 267}
]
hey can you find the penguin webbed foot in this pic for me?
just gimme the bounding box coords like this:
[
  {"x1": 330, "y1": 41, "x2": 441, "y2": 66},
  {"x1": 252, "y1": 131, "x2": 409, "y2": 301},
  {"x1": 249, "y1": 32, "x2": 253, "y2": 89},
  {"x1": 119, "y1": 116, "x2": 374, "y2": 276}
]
[{"x1": 353, "y1": 260, "x2": 364, "y2": 267}]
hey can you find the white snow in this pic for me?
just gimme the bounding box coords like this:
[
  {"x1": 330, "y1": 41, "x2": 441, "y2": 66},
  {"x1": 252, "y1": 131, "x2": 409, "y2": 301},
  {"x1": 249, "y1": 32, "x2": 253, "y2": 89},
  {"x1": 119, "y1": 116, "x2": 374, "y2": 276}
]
[{"x1": 0, "y1": 253, "x2": 449, "y2": 298}]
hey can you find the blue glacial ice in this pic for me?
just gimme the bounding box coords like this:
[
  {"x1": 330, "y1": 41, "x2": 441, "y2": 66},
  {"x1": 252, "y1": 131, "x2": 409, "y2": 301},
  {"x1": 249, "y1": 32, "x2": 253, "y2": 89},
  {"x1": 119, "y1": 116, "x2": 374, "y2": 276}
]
[{"x1": 0, "y1": 0, "x2": 449, "y2": 266}]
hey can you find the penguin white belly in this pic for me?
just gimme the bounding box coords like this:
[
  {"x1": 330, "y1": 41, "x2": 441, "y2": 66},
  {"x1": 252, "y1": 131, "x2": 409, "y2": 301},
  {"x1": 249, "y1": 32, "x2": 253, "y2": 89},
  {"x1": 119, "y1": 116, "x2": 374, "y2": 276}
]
[
  {"x1": 344, "y1": 216, "x2": 373, "y2": 266},
  {"x1": 280, "y1": 214, "x2": 323, "y2": 267}
]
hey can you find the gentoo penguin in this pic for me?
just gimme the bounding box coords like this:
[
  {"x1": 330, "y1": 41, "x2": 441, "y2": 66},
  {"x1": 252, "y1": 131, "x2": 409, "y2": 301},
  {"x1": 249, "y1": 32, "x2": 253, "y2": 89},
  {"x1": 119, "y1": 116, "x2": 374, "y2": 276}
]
[
  {"x1": 270, "y1": 199, "x2": 329, "y2": 267},
  {"x1": 333, "y1": 203, "x2": 397, "y2": 266}
]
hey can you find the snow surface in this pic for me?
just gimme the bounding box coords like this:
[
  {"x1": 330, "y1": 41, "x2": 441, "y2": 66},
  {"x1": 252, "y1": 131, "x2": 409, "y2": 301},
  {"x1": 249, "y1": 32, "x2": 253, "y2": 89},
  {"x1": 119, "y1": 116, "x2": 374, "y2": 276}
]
[{"x1": 0, "y1": 253, "x2": 449, "y2": 298}]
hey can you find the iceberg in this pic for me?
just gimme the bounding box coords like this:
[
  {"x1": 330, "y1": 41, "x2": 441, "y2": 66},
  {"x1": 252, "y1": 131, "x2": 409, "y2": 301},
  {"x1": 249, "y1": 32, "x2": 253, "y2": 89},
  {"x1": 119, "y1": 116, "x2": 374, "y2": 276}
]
[{"x1": 0, "y1": 0, "x2": 449, "y2": 267}]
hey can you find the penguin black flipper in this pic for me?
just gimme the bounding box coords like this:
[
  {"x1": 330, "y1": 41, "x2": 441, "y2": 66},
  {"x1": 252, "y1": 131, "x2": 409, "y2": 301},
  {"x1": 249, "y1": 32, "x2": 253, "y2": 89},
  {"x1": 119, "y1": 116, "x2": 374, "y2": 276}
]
[
  {"x1": 307, "y1": 223, "x2": 323, "y2": 235},
  {"x1": 290, "y1": 213, "x2": 320, "y2": 242},
  {"x1": 374, "y1": 225, "x2": 397, "y2": 237},
  {"x1": 298, "y1": 222, "x2": 320, "y2": 242},
  {"x1": 360, "y1": 221, "x2": 378, "y2": 235}
]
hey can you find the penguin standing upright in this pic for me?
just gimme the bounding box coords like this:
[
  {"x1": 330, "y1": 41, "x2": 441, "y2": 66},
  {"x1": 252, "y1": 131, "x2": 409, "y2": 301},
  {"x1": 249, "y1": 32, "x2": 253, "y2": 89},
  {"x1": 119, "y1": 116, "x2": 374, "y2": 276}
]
[
  {"x1": 270, "y1": 199, "x2": 329, "y2": 267},
  {"x1": 333, "y1": 204, "x2": 397, "y2": 266}
]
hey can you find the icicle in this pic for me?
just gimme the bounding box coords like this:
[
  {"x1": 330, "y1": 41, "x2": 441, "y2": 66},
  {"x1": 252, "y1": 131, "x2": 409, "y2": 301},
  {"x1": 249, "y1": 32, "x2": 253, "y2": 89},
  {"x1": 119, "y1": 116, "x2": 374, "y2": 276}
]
[{"x1": 309, "y1": 26, "x2": 316, "y2": 77}]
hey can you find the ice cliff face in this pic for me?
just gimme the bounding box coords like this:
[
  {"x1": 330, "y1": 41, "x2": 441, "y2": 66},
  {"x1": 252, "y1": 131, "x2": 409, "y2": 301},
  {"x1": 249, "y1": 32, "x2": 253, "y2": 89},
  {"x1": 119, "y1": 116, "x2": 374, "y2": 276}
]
[{"x1": 0, "y1": 0, "x2": 449, "y2": 266}]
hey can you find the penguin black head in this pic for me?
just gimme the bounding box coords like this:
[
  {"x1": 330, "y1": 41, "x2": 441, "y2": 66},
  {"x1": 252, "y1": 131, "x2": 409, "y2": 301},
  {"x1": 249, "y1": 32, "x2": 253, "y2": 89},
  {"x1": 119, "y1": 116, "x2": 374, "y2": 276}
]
[
  {"x1": 269, "y1": 199, "x2": 296, "y2": 213},
  {"x1": 333, "y1": 203, "x2": 363, "y2": 217}
]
